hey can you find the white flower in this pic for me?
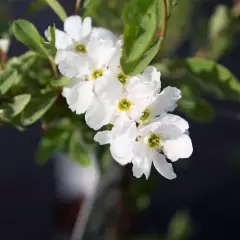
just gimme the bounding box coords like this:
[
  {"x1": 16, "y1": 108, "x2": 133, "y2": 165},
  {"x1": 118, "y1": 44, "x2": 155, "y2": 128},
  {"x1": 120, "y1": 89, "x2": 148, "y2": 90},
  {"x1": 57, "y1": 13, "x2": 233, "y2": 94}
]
[
  {"x1": 137, "y1": 86, "x2": 181, "y2": 125},
  {"x1": 94, "y1": 116, "x2": 138, "y2": 165},
  {"x1": 58, "y1": 28, "x2": 116, "y2": 78},
  {"x1": 59, "y1": 25, "x2": 117, "y2": 115},
  {"x1": 85, "y1": 66, "x2": 161, "y2": 130},
  {"x1": 132, "y1": 114, "x2": 193, "y2": 180},
  {"x1": 62, "y1": 78, "x2": 94, "y2": 114},
  {"x1": 45, "y1": 15, "x2": 92, "y2": 64},
  {"x1": 108, "y1": 39, "x2": 161, "y2": 97}
]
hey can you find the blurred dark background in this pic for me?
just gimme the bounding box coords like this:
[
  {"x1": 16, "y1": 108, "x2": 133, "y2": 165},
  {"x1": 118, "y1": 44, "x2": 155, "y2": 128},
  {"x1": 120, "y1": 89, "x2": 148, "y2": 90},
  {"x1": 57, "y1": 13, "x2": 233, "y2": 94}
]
[{"x1": 1, "y1": 0, "x2": 240, "y2": 239}]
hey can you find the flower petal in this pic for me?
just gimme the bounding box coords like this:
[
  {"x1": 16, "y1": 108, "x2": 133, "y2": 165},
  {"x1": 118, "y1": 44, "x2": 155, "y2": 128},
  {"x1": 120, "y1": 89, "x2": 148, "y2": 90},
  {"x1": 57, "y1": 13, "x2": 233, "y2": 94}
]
[
  {"x1": 110, "y1": 136, "x2": 134, "y2": 165},
  {"x1": 139, "y1": 66, "x2": 161, "y2": 95},
  {"x1": 158, "y1": 114, "x2": 189, "y2": 134},
  {"x1": 53, "y1": 29, "x2": 72, "y2": 49},
  {"x1": 111, "y1": 116, "x2": 137, "y2": 138},
  {"x1": 132, "y1": 162, "x2": 145, "y2": 178},
  {"x1": 94, "y1": 73, "x2": 123, "y2": 102},
  {"x1": 85, "y1": 100, "x2": 115, "y2": 130},
  {"x1": 109, "y1": 39, "x2": 122, "y2": 73},
  {"x1": 58, "y1": 52, "x2": 89, "y2": 78},
  {"x1": 91, "y1": 27, "x2": 117, "y2": 45},
  {"x1": 138, "y1": 122, "x2": 161, "y2": 137},
  {"x1": 162, "y1": 134, "x2": 193, "y2": 162},
  {"x1": 55, "y1": 50, "x2": 67, "y2": 64},
  {"x1": 94, "y1": 131, "x2": 112, "y2": 145},
  {"x1": 132, "y1": 142, "x2": 152, "y2": 179},
  {"x1": 152, "y1": 150, "x2": 176, "y2": 180},
  {"x1": 64, "y1": 15, "x2": 82, "y2": 41},
  {"x1": 81, "y1": 17, "x2": 92, "y2": 38},
  {"x1": 151, "y1": 86, "x2": 181, "y2": 117},
  {"x1": 63, "y1": 80, "x2": 94, "y2": 114},
  {"x1": 87, "y1": 36, "x2": 115, "y2": 68}
]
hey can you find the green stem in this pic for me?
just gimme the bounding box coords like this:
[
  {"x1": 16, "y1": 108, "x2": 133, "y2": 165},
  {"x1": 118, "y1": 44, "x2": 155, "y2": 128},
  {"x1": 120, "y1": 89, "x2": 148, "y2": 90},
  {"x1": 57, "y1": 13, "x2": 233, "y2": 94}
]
[
  {"x1": 75, "y1": 0, "x2": 82, "y2": 14},
  {"x1": 50, "y1": 60, "x2": 58, "y2": 79},
  {"x1": 158, "y1": 0, "x2": 168, "y2": 52}
]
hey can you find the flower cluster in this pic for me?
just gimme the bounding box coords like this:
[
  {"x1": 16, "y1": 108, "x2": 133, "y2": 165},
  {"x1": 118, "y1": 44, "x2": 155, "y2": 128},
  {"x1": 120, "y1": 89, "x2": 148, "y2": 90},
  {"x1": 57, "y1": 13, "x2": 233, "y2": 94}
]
[{"x1": 48, "y1": 15, "x2": 193, "y2": 180}]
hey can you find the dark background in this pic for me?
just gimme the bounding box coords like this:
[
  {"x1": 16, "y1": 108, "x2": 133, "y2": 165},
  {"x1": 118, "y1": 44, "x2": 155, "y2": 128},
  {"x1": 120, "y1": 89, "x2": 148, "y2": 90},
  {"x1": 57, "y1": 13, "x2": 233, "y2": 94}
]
[{"x1": 1, "y1": 0, "x2": 240, "y2": 239}]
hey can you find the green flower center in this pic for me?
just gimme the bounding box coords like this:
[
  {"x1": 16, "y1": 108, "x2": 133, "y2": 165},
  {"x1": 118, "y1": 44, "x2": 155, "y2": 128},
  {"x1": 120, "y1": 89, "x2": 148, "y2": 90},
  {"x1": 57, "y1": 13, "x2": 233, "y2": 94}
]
[
  {"x1": 92, "y1": 69, "x2": 104, "y2": 80},
  {"x1": 148, "y1": 133, "x2": 160, "y2": 148},
  {"x1": 75, "y1": 44, "x2": 87, "y2": 53},
  {"x1": 118, "y1": 98, "x2": 132, "y2": 111},
  {"x1": 140, "y1": 108, "x2": 150, "y2": 121},
  {"x1": 117, "y1": 72, "x2": 128, "y2": 85}
]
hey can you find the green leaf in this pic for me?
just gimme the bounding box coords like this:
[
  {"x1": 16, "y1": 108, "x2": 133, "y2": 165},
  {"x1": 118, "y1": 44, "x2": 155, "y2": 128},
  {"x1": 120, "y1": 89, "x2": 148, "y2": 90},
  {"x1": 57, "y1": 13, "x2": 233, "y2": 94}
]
[
  {"x1": 21, "y1": 91, "x2": 57, "y2": 126},
  {"x1": 183, "y1": 58, "x2": 240, "y2": 100},
  {"x1": 166, "y1": 58, "x2": 240, "y2": 100},
  {"x1": 179, "y1": 85, "x2": 215, "y2": 123},
  {"x1": 121, "y1": 38, "x2": 161, "y2": 75},
  {"x1": 0, "y1": 68, "x2": 19, "y2": 94},
  {"x1": 2, "y1": 94, "x2": 31, "y2": 117},
  {"x1": 44, "y1": 0, "x2": 67, "y2": 21},
  {"x1": 69, "y1": 130, "x2": 90, "y2": 166},
  {"x1": 83, "y1": 0, "x2": 93, "y2": 8},
  {"x1": 12, "y1": 19, "x2": 48, "y2": 56},
  {"x1": 51, "y1": 75, "x2": 71, "y2": 87},
  {"x1": 122, "y1": 0, "x2": 158, "y2": 62},
  {"x1": 36, "y1": 126, "x2": 70, "y2": 164}
]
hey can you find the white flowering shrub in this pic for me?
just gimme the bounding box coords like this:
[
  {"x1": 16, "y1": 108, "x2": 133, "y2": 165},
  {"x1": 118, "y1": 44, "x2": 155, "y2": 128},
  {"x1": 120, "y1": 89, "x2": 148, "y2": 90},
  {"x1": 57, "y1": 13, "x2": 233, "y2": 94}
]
[{"x1": 1, "y1": 0, "x2": 240, "y2": 182}]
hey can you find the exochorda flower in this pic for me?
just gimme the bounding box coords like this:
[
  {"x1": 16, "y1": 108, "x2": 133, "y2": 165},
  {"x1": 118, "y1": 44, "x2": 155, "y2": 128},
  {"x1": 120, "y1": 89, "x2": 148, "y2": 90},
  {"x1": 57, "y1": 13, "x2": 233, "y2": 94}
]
[
  {"x1": 54, "y1": 18, "x2": 117, "y2": 115},
  {"x1": 47, "y1": 15, "x2": 193, "y2": 180},
  {"x1": 45, "y1": 15, "x2": 92, "y2": 64},
  {"x1": 85, "y1": 66, "x2": 161, "y2": 130},
  {"x1": 137, "y1": 86, "x2": 182, "y2": 125},
  {"x1": 132, "y1": 114, "x2": 193, "y2": 179},
  {"x1": 94, "y1": 116, "x2": 138, "y2": 165}
]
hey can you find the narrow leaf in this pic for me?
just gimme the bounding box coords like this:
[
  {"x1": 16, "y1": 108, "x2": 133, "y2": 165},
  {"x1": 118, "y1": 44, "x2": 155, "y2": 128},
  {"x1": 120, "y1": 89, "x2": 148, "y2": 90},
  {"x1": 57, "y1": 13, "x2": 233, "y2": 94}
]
[
  {"x1": 21, "y1": 91, "x2": 57, "y2": 126},
  {"x1": 122, "y1": 0, "x2": 158, "y2": 63},
  {"x1": 12, "y1": 19, "x2": 48, "y2": 56},
  {"x1": 183, "y1": 58, "x2": 240, "y2": 100},
  {"x1": 0, "y1": 68, "x2": 19, "y2": 94},
  {"x1": 51, "y1": 76, "x2": 71, "y2": 87},
  {"x1": 44, "y1": 0, "x2": 67, "y2": 21},
  {"x1": 121, "y1": 38, "x2": 161, "y2": 75},
  {"x1": 2, "y1": 94, "x2": 31, "y2": 117}
]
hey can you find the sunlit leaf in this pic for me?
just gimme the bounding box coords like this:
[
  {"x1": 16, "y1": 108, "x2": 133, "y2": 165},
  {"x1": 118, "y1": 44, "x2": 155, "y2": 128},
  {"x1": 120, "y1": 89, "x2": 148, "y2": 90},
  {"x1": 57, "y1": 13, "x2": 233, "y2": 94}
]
[
  {"x1": 121, "y1": 38, "x2": 161, "y2": 75},
  {"x1": 12, "y1": 19, "x2": 48, "y2": 56},
  {"x1": 122, "y1": 0, "x2": 158, "y2": 62}
]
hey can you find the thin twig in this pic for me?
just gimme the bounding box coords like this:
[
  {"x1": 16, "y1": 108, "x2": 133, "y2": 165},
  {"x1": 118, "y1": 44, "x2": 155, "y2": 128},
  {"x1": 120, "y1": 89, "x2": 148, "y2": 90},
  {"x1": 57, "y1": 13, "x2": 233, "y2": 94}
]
[
  {"x1": 157, "y1": 0, "x2": 168, "y2": 53},
  {"x1": 75, "y1": 0, "x2": 82, "y2": 15},
  {"x1": 50, "y1": 60, "x2": 58, "y2": 79}
]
